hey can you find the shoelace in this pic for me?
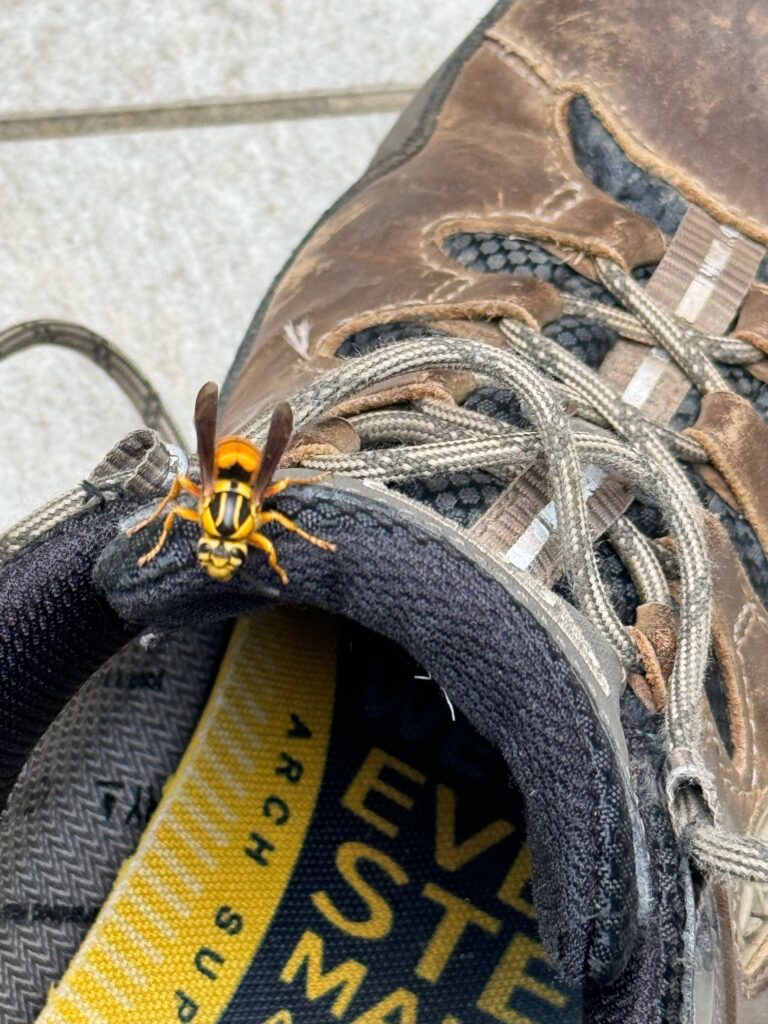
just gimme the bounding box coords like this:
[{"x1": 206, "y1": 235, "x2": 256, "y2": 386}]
[{"x1": 3, "y1": 268, "x2": 768, "y2": 886}]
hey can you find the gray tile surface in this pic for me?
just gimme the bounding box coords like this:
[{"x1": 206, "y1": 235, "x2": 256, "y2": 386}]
[{"x1": 0, "y1": 1, "x2": 487, "y2": 109}]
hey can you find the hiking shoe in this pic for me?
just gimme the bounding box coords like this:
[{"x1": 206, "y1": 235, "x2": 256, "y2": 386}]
[{"x1": 3, "y1": 2, "x2": 768, "y2": 1022}]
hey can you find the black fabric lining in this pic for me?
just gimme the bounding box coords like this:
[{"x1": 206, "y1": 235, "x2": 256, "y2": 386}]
[
  {"x1": 704, "y1": 658, "x2": 734, "y2": 758},
  {"x1": 337, "y1": 321, "x2": 444, "y2": 359}
]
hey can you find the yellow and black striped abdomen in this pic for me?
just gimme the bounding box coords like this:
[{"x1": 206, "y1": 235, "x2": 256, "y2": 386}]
[{"x1": 200, "y1": 479, "x2": 255, "y2": 540}]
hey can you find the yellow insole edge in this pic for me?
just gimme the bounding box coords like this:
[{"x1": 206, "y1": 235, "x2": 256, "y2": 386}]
[{"x1": 37, "y1": 609, "x2": 335, "y2": 1024}]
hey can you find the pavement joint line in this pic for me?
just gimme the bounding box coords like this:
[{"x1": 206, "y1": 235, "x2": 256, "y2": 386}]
[{"x1": 0, "y1": 83, "x2": 418, "y2": 142}]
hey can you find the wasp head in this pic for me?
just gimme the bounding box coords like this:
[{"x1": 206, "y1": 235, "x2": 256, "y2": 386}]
[{"x1": 197, "y1": 536, "x2": 247, "y2": 582}]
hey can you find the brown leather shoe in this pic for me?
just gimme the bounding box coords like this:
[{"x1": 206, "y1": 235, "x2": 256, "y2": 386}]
[
  {"x1": 222, "y1": 3, "x2": 768, "y2": 1020},
  {"x1": 3, "y1": 3, "x2": 768, "y2": 1023}
]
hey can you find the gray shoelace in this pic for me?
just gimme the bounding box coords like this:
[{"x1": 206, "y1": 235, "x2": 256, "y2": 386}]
[{"x1": 3, "y1": 264, "x2": 768, "y2": 887}]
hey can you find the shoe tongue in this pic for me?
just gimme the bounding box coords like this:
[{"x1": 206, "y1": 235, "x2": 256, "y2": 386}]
[{"x1": 95, "y1": 473, "x2": 644, "y2": 987}]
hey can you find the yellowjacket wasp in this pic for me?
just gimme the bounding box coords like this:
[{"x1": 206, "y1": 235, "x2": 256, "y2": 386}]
[{"x1": 128, "y1": 382, "x2": 335, "y2": 583}]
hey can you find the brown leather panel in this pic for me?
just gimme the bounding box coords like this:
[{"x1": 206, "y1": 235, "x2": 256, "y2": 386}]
[
  {"x1": 429, "y1": 318, "x2": 507, "y2": 348},
  {"x1": 732, "y1": 283, "x2": 768, "y2": 384},
  {"x1": 745, "y1": 359, "x2": 768, "y2": 385},
  {"x1": 735, "y1": 283, "x2": 768, "y2": 355},
  {"x1": 288, "y1": 416, "x2": 361, "y2": 463},
  {"x1": 328, "y1": 369, "x2": 473, "y2": 418},
  {"x1": 686, "y1": 392, "x2": 768, "y2": 557},
  {"x1": 696, "y1": 463, "x2": 740, "y2": 512},
  {"x1": 223, "y1": 333, "x2": 340, "y2": 433},
  {"x1": 628, "y1": 603, "x2": 678, "y2": 713},
  {"x1": 223, "y1": 39, "x2": 663, "y2": 431},
  {"x1": 701, "y1": 516, "x2": 768, "y2": 998},
  {"x1": 692, "y1": 883, "x2": 739, "y2": 1024},
  {"x1": 490, "y1": 0, "x2": 768, "y2": 244}
]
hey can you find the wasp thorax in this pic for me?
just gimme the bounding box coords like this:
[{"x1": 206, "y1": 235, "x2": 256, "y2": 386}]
[{"x1": 197, "y1": 536, "x2": 247, "y2": 581}]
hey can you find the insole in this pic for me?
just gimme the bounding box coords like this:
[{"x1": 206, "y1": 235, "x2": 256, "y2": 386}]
[{"x1": 36, "y1": 609, "x2": 581, "y2": 1024}]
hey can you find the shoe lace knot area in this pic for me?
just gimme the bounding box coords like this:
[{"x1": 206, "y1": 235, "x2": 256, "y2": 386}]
[{"x1": 238, "y1": 255, "x2": 768, "y2": 889}]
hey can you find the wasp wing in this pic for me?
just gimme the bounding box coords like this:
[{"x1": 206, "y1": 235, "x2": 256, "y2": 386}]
[
  {"x1": 194, "y1": 381, "x2": 219, "y2": 497},
  {"x1": 252, "y1": 402, "x2": 293, "y2": 503}
]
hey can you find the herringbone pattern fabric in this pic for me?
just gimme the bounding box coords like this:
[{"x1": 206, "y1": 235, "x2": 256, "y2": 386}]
[{"x1": 0, "y1": 625, "x2": 225, "y2": 1024}]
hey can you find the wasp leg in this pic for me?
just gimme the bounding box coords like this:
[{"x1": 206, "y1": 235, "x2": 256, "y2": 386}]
[
  {"x1": 262, "y1": 474, "x2": 328, "y2": 500},
  {"x1": 137, "y1": 505, "x2": 201, "y2": 567},
  {"x1": 127, "y1": 475, "x2": 201, "y2": 537},
  {"x1": 247, "y1": 531, "x2": 289, "y2": 585},
  {"x1": 257, "y1": 510, "x2": 336, "y2": 552}
]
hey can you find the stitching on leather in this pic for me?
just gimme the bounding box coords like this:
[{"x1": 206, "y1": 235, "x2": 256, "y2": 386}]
[
  {"x1": 425, "y1": 277, "x2": 470, "y2": 304},
  {"x1": 701, "y1": 704, "x2": 768, "y2": 862},
  {"x1": 746, "y1": 938, "x2": 768, "y2": 992},
  {"x1": 700, "y1": 720, "x2": 750, "y2": 815},
  {"x1": 561, "y1": 77, "x2": 768, "y2": 241},
  {"x1": 419, "y1": 225, "x2": 472, "y2": 295},
  {"x1": 433, "y1": 210, "x2": 630, "y2": 267},
  {"x1": 746, "y1": 794, "x2": 768, "y2": 845},
  {"x1": 486, "y1": 26, "x2": 560, "y2": 87},
  {"x1": 316, "y1": 298, "x2": 542, "y2": 357},
  {"x1": 688, "y1": 415, "x2": 768, "y2": 556},
  {"x1": 534, "y1": 182, "x2": 586, "y2": 221},
  {"x1": 440, "y1": 281, "x2": 487, "y2": 304},
  {"x1": 740, "y1": 798, "x2": 768, "y2": 991},
  {"x1": 322, "y1": 297, "x2": 539, "y2": 324},
  {"x1": 482, "y1": 34, "x2": 597, "y2": 215},
  {"x1": 484, "y1": 38, "x2": 553, "y2": 100}
]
